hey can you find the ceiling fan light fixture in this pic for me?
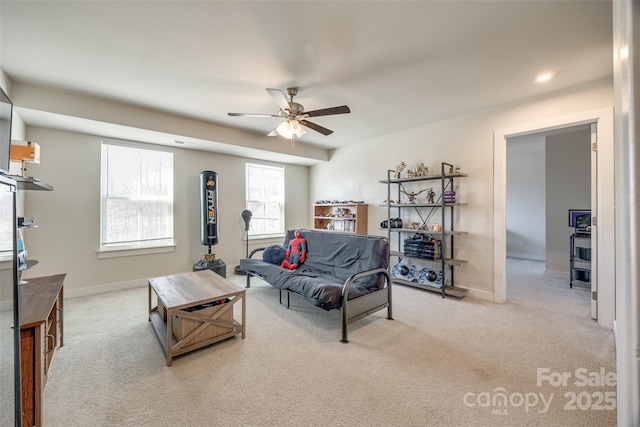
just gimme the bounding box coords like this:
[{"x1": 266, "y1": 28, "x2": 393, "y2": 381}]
[
  {"x1": 289, "y1": 119, "x2": 306, "y2": 137},
  {"x1": 276, "y1": 119, "x2": 306, "y2": 139},
  {"x1": 276, "y1": 120, "x2": 293, "y2": 139},
  {"x1": 229, "y1": 87, "x2": 350, "y2": 142}
]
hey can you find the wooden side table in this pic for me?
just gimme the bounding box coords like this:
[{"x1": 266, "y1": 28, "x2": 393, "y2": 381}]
[{"x1": 148, "y1": 270, "x2": 245, "y2": 366}]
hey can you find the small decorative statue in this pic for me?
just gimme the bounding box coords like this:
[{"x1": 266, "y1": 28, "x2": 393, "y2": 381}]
[
  {"x1": 281, "y1": 230, "x2": 307, "y2": 270},
  {"x1": 427, "y1": 187, "x2": 436, "y2": 204},
  {"x1": 400, "y1": 188, "x2": 427, "y2": 203},
  {"x1": 394, "y1": 161, "x2": 406, "y2": 179},
  {"x1": 382, "y1": 197, "x2": 398, "y2": 205},
  {"x1": 406, "y1": 162, "x2": 429, "y2": 178}
]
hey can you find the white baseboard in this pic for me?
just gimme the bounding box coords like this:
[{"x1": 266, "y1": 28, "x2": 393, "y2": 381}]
[
  {"x1": 65, "y1": 278, "x2": 148, "y2": 299},
  {"x1": 506, "y1": 253, "x2": 545, "y2": 261},
  {"x1": 544, "y1": 269, "x2": 570, "y2": 280},
  {"x1": 0, "y1": 278, "x2": 149, "y2": 309},
  {"x1": 65, "y1": 267, "x2": 240, "y2": 300},
  {"x1": 458, "y1": 286, "x2": 494, "y2": 302}
]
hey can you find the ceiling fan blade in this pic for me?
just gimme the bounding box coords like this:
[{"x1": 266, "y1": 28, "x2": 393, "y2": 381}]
[
  {"x1": 267, "y1": 128, "x2": 278, "y2": 136},
  {"x1": 303, "y1": 105, "x2": 350, "y2": 118},
  {"x1": 266, "y1": 88, "x2": 291, "y2": 112},
  {"x1": 228, "y1": 112, "x2": 281, "y2": 118},
  {"x1": 299, "y1": 119, "x2": 334, "y2": 136}
]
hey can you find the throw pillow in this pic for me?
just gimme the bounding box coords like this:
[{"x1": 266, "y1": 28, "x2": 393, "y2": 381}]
[{"x1": 263, "y1": 245, "x2": 286, "y2": 265}]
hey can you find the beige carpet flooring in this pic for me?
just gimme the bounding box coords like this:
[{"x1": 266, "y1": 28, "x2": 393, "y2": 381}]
[{"x1": 27, "y1": 258, "x2": 616, "y2": 426}]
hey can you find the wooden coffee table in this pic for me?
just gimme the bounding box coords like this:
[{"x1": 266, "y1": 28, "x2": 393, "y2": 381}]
[{"x1": 148, "y1": 269, "x2": 246, "y2": 366}]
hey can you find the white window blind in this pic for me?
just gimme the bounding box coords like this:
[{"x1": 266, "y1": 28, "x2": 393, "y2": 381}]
[
  {"x1": 245, "y1": 163, "x2": 284, "y2": 237},
  {"x1": 100, "y1": 143, "x2": 174, "y2": 250}
]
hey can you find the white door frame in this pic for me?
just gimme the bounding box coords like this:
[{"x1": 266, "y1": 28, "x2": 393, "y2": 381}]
[
  {"x1": 493, "y1": 107, "x2": 615, "y2": 328},
  {"x1": 589, "y1": 123, "x2": 598, "y2": 320}
]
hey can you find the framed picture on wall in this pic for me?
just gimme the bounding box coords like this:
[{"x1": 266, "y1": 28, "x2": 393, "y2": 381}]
[{"x1": 568, "y1": 209, "x2": 591, "y2": 228}]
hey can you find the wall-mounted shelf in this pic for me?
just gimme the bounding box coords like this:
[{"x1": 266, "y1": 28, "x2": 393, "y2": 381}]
[
  {"x1": 13, "y1": 176, "x2": 52, "y2": 284},
  {"x1": 10, "y1": 175, "x2": 53, "y2": 191},
  {"x1": 18, "y1": 259, "x2": 39, "y2": 272}
]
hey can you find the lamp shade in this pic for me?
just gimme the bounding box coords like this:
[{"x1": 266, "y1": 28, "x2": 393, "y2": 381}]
[
  {"x1": 276, "y1": 121, "x2": 293, "y2": 139},
  {"x1": 276, "y1": 119, "x2": 306, "y2": 139},
  {"x1": 289, "y1": 119, "x2": 306, "y2": 137}
]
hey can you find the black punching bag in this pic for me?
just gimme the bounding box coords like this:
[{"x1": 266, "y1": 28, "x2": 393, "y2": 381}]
[{"x1": 200, "y1": 171, "x2": 218, "y2": 246}]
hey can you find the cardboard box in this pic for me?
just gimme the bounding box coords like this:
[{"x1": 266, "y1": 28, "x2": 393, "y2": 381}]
[
  {"x1": 171, "y1": 302, "x2": 233, "y2": 343},
  {"x1": 10, "y1": 141, "x2": 40, "y2": 163}
]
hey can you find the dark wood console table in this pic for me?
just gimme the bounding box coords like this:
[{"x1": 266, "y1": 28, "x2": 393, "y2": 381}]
[{"x1": 19, "y1": 273, "x2": 66, "y2": 427}]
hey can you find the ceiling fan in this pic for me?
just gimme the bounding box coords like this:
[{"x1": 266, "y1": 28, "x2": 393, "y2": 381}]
[{"x1": 228, "y1": 87, "x2": 350, "y2": 147}]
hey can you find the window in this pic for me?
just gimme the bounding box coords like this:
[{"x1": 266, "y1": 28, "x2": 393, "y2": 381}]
[
  {"x1": 100, "y1": 142, "x2": 174, "y2": 251},
  {"x1": 0, "y1": 187, "x2": 14, "y2": 258},
  {"x1": 245, "y1": 163, "x2": 284, "y2": 237}
]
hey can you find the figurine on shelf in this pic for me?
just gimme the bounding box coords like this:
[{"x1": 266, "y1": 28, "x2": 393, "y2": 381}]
[
  {"x1": 400, "y1": 188, "x2": 427, "y2": 203},
  {"x1": 407, "y1": 162, "x2": 429, "y2": 178},
  {"x1": 427, "y1": 187, "x2": 436, "y2": 204},
  {"x1": 393, "y1": 161, "x2": 406, "y2": 179},
  {"x1": 382, "y1": 197, "x2": 398, "y2": 205}
]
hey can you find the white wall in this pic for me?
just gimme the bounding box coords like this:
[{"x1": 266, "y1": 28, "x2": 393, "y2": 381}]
[
  {"x1": 506, "y1": 134, "x2": 545, "y2": 260},
  {"x1": 505, "y1": 129, "x2": 591, "y2": 274},
  {"x1": 18, "y1": 126, "x2": 309, "y2": 295},
  {"x1": 311, "y1": 78, "x2": 613, "y2": 300},
  {"x1": 545, "y1": 129, "x2": 591, "y2": 275}
]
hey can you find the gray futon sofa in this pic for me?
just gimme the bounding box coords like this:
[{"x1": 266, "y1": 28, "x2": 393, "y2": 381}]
[{"x1": 239, "y1": 229, "x2": 392, "y2": 342}]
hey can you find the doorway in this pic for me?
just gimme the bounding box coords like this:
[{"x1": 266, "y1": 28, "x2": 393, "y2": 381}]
[
  {"x1": 493, "y1": 107, "x2": 615, "y2": 328},
  {"x1": 505, "y1": 125, "x2": 593, "y2": 317}
]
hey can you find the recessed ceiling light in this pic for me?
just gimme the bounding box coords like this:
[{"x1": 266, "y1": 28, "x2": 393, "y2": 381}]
[{"x1": 535, "y1": 72, "x2": 555, "y2": 83}]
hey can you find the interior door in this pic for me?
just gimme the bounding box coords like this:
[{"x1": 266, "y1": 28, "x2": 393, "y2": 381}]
[{"x1": 590, "y1": 123, "x2": 597, "y2": 320}]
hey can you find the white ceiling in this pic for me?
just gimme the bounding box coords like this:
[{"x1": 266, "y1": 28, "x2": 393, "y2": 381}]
[{"x1": 0, "y1": 1, "x2": 613, "y2": 154}]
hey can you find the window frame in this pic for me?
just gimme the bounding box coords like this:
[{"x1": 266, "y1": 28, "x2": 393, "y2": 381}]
[{"x1": 98, "y1": 141, "x2": 175, "y2": 257}]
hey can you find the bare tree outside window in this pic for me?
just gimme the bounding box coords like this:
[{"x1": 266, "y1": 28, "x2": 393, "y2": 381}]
[{"x1": 100, "y1": 143, "x2": 173, "y2": 249}]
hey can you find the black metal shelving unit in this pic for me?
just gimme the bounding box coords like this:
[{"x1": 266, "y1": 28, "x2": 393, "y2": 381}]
[
  {"x1": 379, "y1": 162, "x2": 468, "y2": 298},
  {"x1": 570, "y1": 233, "x2": 591, "y2": 288}
]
